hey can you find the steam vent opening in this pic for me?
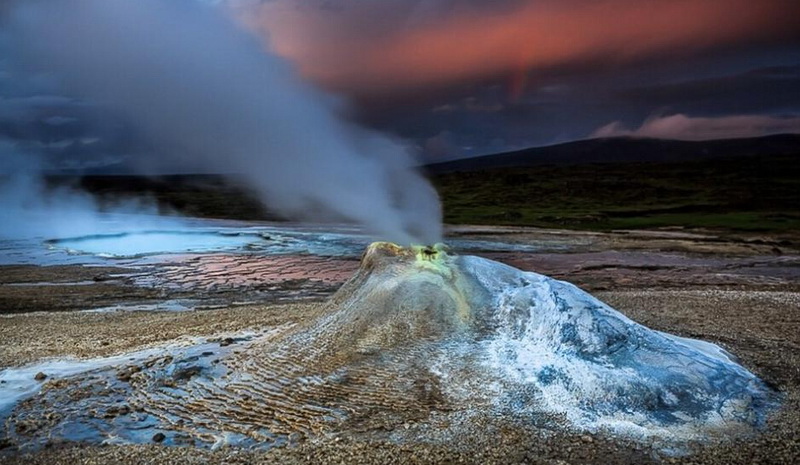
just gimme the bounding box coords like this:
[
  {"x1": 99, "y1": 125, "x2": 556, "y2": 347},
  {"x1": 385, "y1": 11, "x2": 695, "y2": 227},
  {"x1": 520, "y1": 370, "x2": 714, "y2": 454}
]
[{"x1": 0, "y1": 242, "x2": 779, "y2": 451}]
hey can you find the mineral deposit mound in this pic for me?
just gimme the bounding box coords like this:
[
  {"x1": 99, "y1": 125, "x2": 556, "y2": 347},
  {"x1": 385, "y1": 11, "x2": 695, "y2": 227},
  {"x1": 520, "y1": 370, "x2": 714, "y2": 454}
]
[{"x1": 2, "y1": 243, "x2": 778, "y2": 450}]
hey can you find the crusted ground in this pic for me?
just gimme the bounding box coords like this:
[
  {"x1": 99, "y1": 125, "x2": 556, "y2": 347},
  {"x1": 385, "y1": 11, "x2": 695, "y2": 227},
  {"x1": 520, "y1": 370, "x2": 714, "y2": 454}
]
[{"x1": 1, "y1": 227, "x2": 798, "y2": 464}]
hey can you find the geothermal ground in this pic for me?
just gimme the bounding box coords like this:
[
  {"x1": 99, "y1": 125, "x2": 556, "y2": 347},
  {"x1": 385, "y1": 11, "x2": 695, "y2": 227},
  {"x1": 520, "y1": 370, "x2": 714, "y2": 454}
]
[{"x1": 1, "y1": 220, "x2": 799, "y2": 464}]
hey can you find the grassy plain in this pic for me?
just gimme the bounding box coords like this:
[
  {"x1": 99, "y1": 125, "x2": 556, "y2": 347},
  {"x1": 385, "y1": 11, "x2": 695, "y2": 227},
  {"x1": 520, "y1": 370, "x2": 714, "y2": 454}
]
[{"x1": 432, "y1": 154, "x2": 800, "y2": 232}]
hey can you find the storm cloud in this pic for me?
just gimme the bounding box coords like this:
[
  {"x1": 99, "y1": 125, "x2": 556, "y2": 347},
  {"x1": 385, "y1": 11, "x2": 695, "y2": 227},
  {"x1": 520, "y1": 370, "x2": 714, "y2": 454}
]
[
  {"x1": 239, "y1": 0, "x2": 800, "y2": 95},
  {"x1": 1, "y1": 0, "x2": 799, "y2": 165},
  {"x1": 229, "y1": 0, "x2": 800, "y2": 157}
]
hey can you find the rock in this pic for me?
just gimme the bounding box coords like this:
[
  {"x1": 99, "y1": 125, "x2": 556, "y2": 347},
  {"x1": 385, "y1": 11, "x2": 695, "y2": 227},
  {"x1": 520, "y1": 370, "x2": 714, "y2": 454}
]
[
  {"x1": 173, "y1": 365, "x2": 202, "y2": 381},
  {"x1": 34, "y1": 372, "x2": 47, "y2": 381},
  {"x1": 103, "y1": 405, "x2": 131, "y2": 418},
  {"x1": 152, "y1": 432, "x2": 166, "y2": 443},
  {"x1": 116, "y1": 365, "x2": 142, "y2": 382},
  {"x1": 219, "y1": 337, "x2": 235, "y2": 347}
]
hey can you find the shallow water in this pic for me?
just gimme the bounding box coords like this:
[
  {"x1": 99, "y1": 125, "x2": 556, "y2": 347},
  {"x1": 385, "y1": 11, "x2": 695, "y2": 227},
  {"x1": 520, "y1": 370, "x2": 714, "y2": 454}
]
[
  {"x1": 0, "y1": 333, "x2": 268, "y2": 450},
  {"x1": 0, "y1": 214, "x2": 558, "y2": 266}
]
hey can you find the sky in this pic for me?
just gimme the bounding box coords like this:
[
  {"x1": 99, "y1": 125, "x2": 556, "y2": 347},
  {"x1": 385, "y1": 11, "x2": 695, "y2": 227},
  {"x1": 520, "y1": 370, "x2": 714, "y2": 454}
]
[{"x1": 1, "y1": 0, "x2": 800, "y2": 171}]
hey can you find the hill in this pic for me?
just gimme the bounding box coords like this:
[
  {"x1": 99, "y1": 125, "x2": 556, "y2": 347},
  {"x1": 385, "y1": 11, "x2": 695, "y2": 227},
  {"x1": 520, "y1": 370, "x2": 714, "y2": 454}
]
[{"x1": 425, "y1": 134, "x2": 800, "y2": 173}]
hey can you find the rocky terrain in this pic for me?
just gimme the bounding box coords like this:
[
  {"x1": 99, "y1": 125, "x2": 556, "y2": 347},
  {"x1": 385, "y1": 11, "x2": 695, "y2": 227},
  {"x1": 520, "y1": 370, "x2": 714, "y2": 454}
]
[{"x1": 1, "y1": 226, "x2": 798, "y2": 464}]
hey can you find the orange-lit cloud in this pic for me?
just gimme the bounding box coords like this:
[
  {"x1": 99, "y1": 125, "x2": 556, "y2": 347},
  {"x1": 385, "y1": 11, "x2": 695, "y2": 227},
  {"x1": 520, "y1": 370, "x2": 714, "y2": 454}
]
[
  {"x1": 237, "y1": 0, "x2": 800, "y2": 96},
  {"x1": 592, "y1": 114, "x2": 800, "y2": 140}
]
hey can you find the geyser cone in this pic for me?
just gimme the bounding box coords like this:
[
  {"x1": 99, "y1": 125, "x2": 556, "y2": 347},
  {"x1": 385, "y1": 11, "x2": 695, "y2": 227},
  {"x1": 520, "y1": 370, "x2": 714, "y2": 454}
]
[
  {"x1": 2, "y1": 243, "x2": 778, "y2": 450},
  {"x1": 322, "y1": 243, "x2": 777, "y2": 434},
  {"x1": 320, "y1": 242, "x2": 476, "y2": 353}
]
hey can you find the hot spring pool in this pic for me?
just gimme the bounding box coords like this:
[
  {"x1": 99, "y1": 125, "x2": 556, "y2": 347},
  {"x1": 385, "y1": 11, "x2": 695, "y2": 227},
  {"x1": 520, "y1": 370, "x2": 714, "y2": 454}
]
[
  {"x1": 1, "y1": 215, "x2": 563, "y2": 265},
  {"x1": 46, "y1": 230, "x2": 273, "y2": 258}
]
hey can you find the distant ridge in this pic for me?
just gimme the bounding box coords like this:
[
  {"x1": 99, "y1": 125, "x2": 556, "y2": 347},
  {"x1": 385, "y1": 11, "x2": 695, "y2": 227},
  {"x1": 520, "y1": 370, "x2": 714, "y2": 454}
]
[{"x1": 425, "y1": 134, "x2": 800, "y2": 173}]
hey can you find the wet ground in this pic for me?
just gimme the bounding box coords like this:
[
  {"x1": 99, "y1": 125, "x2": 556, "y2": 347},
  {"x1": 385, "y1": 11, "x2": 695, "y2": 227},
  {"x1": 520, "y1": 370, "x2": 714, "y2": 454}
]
[
  {"x1": 1, "y1": 219, "x2": 799, "y2": 464},
  {"x1": 1, "y1": 220, "x2": 799, "y2": 316}
]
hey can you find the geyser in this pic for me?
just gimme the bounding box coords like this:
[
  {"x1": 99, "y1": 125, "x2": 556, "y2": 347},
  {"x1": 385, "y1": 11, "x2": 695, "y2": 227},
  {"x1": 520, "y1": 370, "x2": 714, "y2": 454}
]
[
  {"x1": 5, "y1": 0, "x2": 441, "y2": 244},
  {"x1": 1, "y1": 244, "x2": 777, "y2": 450}
]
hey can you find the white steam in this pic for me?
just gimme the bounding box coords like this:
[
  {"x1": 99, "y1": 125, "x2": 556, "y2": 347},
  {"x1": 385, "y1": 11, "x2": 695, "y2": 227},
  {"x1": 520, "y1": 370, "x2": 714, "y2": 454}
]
[
  {"x1": 4, "y1": 0, "x2": 441, "y2": 244},
  {"x1": 0, "y1": 140, "x2": 184, "y2": 240}
]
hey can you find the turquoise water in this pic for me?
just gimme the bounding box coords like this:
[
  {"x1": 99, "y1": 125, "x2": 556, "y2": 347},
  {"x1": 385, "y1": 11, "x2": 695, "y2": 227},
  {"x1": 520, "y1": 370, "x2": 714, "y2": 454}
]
[
  {"x1": 49, "y1": 230, "x2": 269, "y2": 257},
  {"x1": 1, "y1": 214, "x2": 555, "y2": 264}
]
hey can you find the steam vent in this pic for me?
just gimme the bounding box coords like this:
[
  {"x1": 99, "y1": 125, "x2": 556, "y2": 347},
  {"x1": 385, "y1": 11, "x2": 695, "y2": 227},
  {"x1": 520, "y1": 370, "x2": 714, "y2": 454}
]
[{"x1": 1, "y1": 243, "x2": 778, "y2": 450}]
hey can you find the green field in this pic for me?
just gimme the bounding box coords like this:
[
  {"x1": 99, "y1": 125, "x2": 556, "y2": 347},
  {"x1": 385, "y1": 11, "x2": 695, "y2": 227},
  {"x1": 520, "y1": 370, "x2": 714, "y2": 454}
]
[
  {"x1": 50, "y1": 152, "x2": 800, "y2": 233},
  {"x1": 432, "y1": 153, "x2": 800, "y2": 232}
]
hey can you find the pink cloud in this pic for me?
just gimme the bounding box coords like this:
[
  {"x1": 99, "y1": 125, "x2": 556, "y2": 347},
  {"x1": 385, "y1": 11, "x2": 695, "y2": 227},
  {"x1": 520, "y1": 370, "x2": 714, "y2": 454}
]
[
  {"x1": 234, "y1": 0, "x2": 800, "y2": 96},
  {"x1": 592, "y1": 114, "x2": 800, "y2": 140}
]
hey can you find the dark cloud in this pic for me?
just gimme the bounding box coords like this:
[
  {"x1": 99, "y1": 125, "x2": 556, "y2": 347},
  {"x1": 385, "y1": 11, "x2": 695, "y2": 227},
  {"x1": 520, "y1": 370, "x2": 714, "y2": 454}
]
[
  {"x1": 228, "y1": 0, "x2": 800, "y2": 158},
  {"x1": 0, "y1": 93, "x2": 150, "y2": 173},
  {"x1": 1, "y1": 0, "x2": 799, "y2": 167},
  {"x1": 242, "y1": 0, "x2": 800, "y2": 96},
  {"x1": 618, "y1": 65, "x2": 800, "y2": 116}
]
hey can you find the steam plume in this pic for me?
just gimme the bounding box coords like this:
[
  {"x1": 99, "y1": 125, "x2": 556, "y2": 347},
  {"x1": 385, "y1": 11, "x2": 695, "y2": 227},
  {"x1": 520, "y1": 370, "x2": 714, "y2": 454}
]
[
  {"x1": 0, "y1": 140, "x2": 178, "y2": 240},
  {"x1": 5, "y1": 0, "x2": 441, "y2": 244}
]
